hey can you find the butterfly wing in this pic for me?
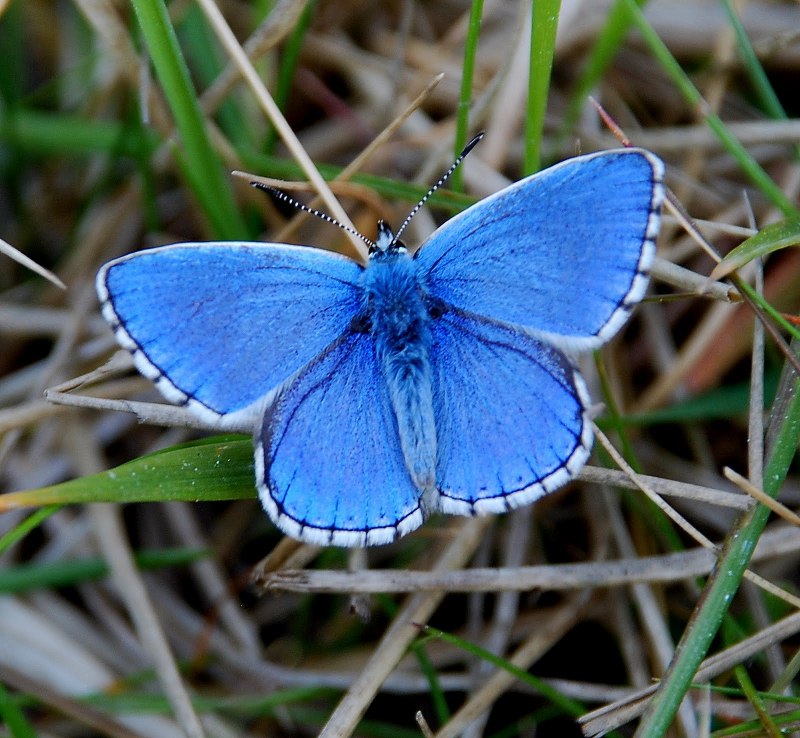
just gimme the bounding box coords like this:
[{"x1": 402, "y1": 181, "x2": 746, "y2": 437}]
[
  {"x1": 428, "y1": 309, "x2": 592, "y2": 514},
  {"x1": 415, "y1": 148, "x2": 664, "y2": 350},
  {"x1": 97, "y1": 243, "x2": 363, "y2": 428},
  {"x1": 256, "y1": 330, "x2": 424, "y2": 546}
]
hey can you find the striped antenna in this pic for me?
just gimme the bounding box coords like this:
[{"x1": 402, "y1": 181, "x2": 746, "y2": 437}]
[
  {"x1": 251, "y1": 182, "x2": 376, "y2": 251},
  {"x1": 391, "y1": 132, "x2": 485, "y2": 247}
]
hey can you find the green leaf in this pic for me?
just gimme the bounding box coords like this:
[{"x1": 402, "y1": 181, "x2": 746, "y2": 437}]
[
  {"x1": 525, "y1": 0, "x2": 561, "y2": 174},
  {"x1": 635, "y1": 346, "x2": 800, "y2": 736},
  {"x1": 0, "y1": 109, "x2": 158, "y2": 157},
  {"x1": 710, "y1": 217, "x2": 800, "y2": 280},
  {"x1": 420, "y1": 625, "x2": 586, "y2": 719},
  {"x1": 556, "y1": 0, "x2": 647, "y2": 154},
  {"x1": 0, "y1": 548, "x2": 209, "y2": 594},
  {"x1": 452, "y1": 0, "x2": 485, "y2": 191},
  {"x1": 0, "y1": 437, "x2": 254, "y2": 511},
  {"x1": 130, "y1": 0, "x2": 248, "y2": 240},
  {"x1": 0, "y1": 506, "x2": 59, "y2": 556},
  {"x1": 0, "y1": 681, "x2": 37, "y2": 738},
  {"x1": 619, "y1": 0, "x2": 796, "y2": 217}
]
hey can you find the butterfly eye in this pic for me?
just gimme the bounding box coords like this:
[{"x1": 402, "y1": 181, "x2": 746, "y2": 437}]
[
  {"x1": 349, "y1": 312, "x2": 372, "y2": 334},
  {"x1": 425, "y1": 296, "x2": 446, "y2": 320}
]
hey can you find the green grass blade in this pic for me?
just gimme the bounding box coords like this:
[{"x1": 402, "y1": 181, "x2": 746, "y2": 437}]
[
  {"x1": 266, "y1": 0, "x2": 317, "y2": 153},
  {"x1": 0, "y1": 437, "x2": 255, "y2": 511},
  {"x1": 524, "y1": 0, "x2": 561, "y2": 173},
  {"x1": 614, "y1": 375, "x2": 778, "y2": 426},
  {"x1": 620, "y1": 0, "x2": 796, "y2": 217},
  {"x1": 710, "y1": 217, "x2": 800, "y2": 279},
  {"x1": 0, "y1": 548, "x2": 209, "y2": 594},
  {"x1": 130, "y1": 0, "x2": 248, "y2": 239},
  {"x1": 634, "y1": 350, "x2": 800, "y2": 735},
  {"x1": 711, "y1": 709, "x2": 800, "y2": 737},
  {"x1": 0, "y1": 1, "x2": 26, "y2": 105},
  {"x1": 0, "y1": 506, "x2": 60, "y2": 557},
  {"x1": 410, "y1": 642, "x2": 450, "y2": 726},
  {"x1": 719, "y1": 0, "x2": 786, "y2": 120},
  {"x1": 0, "y1": 681, "x2": 37, "y2": 738},
  {"x1": 556, "y1": 0, "x2": 647, "y2": 152},
  {"x1": 420, "y1": 625, "x2": 585, "y2": 719},
  {"x1": 735, "y1": 279, "x2": 800, "y2": 346},
  {"x1": 732, "y1": 664, "x2": 782, "y2": 737},
  {"x1": 452, "y1": 0, "x2": 484, "y2": 191},
  {"x1": 181, "y1": 5, "x2": 252, "y2": 150},
  {"x1": 0, "y1": 109, "x2": 158, "y2": 157}
]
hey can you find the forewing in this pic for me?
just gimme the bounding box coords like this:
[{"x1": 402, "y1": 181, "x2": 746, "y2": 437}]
[
  {"x1": 256, "y1": 331, "x2": 424, "y2": 547},
  {"x1": 416, "y1": 148, "x2": 664, "y2": 349},
  {"x1": 429, "y1": 310, "x2": 592, "y2": 515},
  {"x1": 97, "y1": 243, "x2": 362, "y2": 428}
]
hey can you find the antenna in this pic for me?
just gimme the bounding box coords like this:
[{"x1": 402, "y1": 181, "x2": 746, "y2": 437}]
[
  {"x1": 250, "y1": 182, "x2": 376, "y2": 251},
  {"x1": 391, "y1": 132, "x2": 485, "y2": 247}
]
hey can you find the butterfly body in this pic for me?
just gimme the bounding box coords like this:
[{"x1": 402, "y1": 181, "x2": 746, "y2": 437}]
[
  {"x1": 359, "y1": 240, "x2": 439, "y2": 503},
  {"x1": 97, "y1": 146, "x2": 665, "y2": 547}
]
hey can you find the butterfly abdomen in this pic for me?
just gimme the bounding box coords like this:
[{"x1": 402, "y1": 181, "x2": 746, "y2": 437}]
[{"x1": 360, "y1": 253, "x2": 438, "y2": 504}]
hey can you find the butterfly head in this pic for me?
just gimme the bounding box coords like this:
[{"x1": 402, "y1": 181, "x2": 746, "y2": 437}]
[{"x1": 369, "y1": 220, "x2": 407, "y2": 259}]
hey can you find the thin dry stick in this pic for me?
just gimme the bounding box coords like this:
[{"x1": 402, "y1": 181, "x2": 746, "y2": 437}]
[
  {"x1": 603, "y1": 489, "x2": 698, "y2": 737},
  {"x1": 56, "y1": 432, "x2": 189, "y2": 731},
  {"x1": 635, "y1": 303, "x2": 739, "y2": 411},
  {"x1": 579, "y1": 609, "x2": 800, "y2": 737},
  {"x1": 662, "y1": 214, "x2": 754, "y2": 239},
  {"x1": 194, "y1": 0, "x2": 365, "y2": 258},
  {"x1": 43, "y1": 390, "x2": 231, "y2": 432},
  {"x1": 0, "y1": 286, "x2": 97, "y2": 468},
  {"x1": 636, "y1": 172, "x2": 800, "y2": 410},
  {"x1": 463, "y1": 507, "x2": 532, "y2": 738},
  {"x1": 725, "y1": 468, "x2": 800, "y2": 527},
  {"x1": 79, "y1": 472, "x2": 206, "y2": 736},
  {"x1": 199, "y1": 0, "x2": 310, "y2": 115},
  {"x1": 317, "y1": 517, "x2": 490, "y2": 738},
  {"x1": 578, "y1": 466, "x2": 750, "y2": 509},
  {"x1": 651, "y1": 257, "x2": 737, "y2": 303},
  {"x1": 0, "y1": 236, "x2": 65, "y2": 289},
  {"x1": 163, "y1": 502, "x2": 261, "y2": 653},
  {"x1": 250, "y1": 536, "x2": 310, "y2": 579},
  {"x1": 433, "y1": 592, "x2": 593, "y2": 738},
  {"x1": 593, "y1": 423, "x2": 800, "y2": 610},
  {"x1": 0, "y1": 664, "x2": 148, "y2": 738},
  {"x1": 0, "y1": 399, "x2": 69, "y2": 436},
  {"x1": 667, "y1": 183, "x2": 800, "y2": 381},
  {"x1": 608, "y1": 119, "x2": 800, "y2": 153},
  {"x1": 257, "y1": 525, "x2": 800, "y2": 594},
  {"x1": 268, "y1": 72, "x2": 446, "y2": 246},
  {"x1": 44, "y1": 354, "x2": 241, "y2": 431},
  {"x1": 416, "y1": 710, "x2": 435, "y2": 738},
  {"x1": 594, "y1": 423, "x2": 727, "y2": 547}
]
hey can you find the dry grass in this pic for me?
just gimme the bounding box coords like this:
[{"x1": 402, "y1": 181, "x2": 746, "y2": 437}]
[{"x1": 2, "y1": 1, "x2": 800, "y2": 737}]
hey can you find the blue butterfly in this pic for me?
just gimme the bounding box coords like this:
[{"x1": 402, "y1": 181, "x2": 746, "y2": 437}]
[{"x1": 96, "y1": 140, "x2": 664, "y2": 547}]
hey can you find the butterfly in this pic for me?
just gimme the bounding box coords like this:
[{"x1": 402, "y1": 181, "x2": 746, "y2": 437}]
[{"x1": 96, "y1": 138, "x2": 665, "y2": 547}]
